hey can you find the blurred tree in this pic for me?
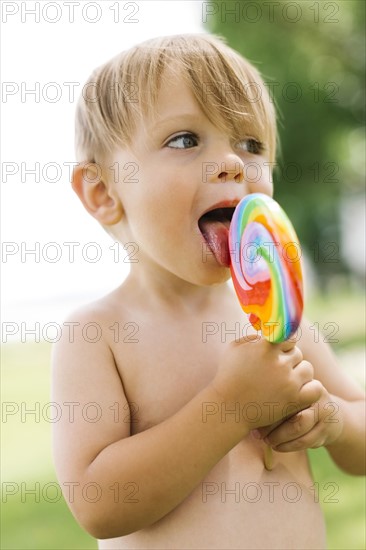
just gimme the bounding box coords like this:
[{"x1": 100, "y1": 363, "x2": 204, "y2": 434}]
[{"x1": 204, "y1": 0, "x2": 365, "y2": 286}]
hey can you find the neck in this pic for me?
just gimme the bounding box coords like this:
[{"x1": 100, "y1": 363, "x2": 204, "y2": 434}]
[{"x1": 126, "y1": 258, "x2": 230, "y2": 314}]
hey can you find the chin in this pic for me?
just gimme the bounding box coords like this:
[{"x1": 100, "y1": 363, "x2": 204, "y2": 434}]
[{"x1": 196, "y1": 264, "x2": 232, "y2": 287}]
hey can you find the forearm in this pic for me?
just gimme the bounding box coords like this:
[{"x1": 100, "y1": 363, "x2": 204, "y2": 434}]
[
  {"x1": 325, "y1": 396, "x2": 365, "y2": 475},
  {"x1": 74, "y1": 384, "x2": 247, "y2": 539}
]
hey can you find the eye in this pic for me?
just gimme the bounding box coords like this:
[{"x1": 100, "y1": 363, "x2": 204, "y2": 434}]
[
  {"x1": 166, "y1": 132, "x2": 199, "y2": 149},
  {"x1": 235, "y1": 138, "x2": 264, "y2": 155}
]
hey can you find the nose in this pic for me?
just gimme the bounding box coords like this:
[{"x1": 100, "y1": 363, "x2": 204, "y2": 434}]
[
  {"x1": 218, "y1": 160, "x2": 244, "y2": 183},
  {"x1": 203, "y1": 156, "x2": 244, "y2": 184}
]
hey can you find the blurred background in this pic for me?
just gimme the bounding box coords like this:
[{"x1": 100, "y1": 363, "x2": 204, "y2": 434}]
[{"x1": 1, "y1": 1, "x2": 365, "y2": 548}]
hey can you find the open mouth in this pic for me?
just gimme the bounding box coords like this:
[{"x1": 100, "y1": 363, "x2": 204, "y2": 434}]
[
  {"x1": 198, "y1": 207, "x2": 235, "y2": 230},
  {"x1": 198, "y1": 207, "x2": 236, "y2": 267}
]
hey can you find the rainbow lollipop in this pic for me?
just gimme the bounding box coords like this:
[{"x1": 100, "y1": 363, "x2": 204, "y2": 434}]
[
  {"x1": 229, "y1": 193, "x2": 303, "y2": 343},
  {"x1": 229, "y1": 193, "x2": 303, "y2": 470}
]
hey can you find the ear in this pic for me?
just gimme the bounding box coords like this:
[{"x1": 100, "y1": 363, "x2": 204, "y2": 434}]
[{"x1": 72, "y1": 162, "x2": 123, "y2": 225}]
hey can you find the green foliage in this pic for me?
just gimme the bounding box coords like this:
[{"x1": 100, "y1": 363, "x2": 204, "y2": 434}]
[{"x1": 204, "y1": 0, "x2": 365, "y2": 283}]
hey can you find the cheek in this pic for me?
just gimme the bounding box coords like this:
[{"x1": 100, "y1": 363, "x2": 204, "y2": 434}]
[
  {"x1": 138, "y1": 166, "x2": 193, "y2": 212},
  {"x1": 124, "y1": 179, "x2": 193, "y2": 243},
  {"x1": 246, "y1": 161, "x2": 273, "y2": 195}
]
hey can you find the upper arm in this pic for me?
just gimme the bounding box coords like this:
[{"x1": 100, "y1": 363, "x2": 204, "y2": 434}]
[
  {"x1": 298, "y1": 318, "x2": 365, "y2": 401},
  {"x1": 51, "y1": 306, "x2": 130, "y2": 484}
]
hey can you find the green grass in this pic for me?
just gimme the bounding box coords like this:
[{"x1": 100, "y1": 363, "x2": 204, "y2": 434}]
[
  {"x1": 1, "y1": 318, "x2": 365, "y2": 549},
  {"x1": 1, "y1": 342, "x2": 96, "y2": 550},
  {"x1": 308, "y1": 448, "x2": 366, "y2": 550},
  {"x1": 2, "y1": 497, "x2": 96, "y2": 550}
]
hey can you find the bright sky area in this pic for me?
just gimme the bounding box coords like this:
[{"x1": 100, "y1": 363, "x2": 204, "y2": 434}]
[{"x1": 1, "y1": 1, "x2": 205, "y2": 337}]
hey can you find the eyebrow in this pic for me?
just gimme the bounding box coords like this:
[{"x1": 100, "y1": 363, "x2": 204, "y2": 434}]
[{"x1": 151, "y1": 113, "x2": 203, "y2": 131}]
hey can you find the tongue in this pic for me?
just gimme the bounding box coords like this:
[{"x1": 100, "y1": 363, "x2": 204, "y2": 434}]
[{"x1": 200, "y1": 220, "x2": 230, "y2": 267}]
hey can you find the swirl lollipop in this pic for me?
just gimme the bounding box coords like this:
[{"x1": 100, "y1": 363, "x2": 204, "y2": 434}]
[
  {"x1": 229, "y1": 193, "x2": 303, "y2": 470},
  {"x1": 229, "y1": 193, "x2": 303, "y2": 343}
]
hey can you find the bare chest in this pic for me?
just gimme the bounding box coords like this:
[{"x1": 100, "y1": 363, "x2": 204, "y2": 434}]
[
  {"x1": 101, "y1": 308, "x2": 326, "y2": 549},
  {"x1": 111, "y1": 315, "x2": 227, "y2": 434}
]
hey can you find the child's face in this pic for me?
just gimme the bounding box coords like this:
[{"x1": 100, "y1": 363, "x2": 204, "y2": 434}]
[{"x1": 112, "y1": 68, "x2": 273, "y2": 286}]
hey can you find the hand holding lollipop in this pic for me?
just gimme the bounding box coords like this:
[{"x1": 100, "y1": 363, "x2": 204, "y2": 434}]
[{"x1": 229, "y1": 193, "x2": 304, "y2": 468}]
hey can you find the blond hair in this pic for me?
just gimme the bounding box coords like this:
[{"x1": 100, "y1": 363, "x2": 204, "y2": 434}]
[{"x1": 75, "y1": 33, "x2": 277, "y2": 172}]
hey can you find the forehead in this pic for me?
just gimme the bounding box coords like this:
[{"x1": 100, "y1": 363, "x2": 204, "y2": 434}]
[
  {"x1": 144, "y1": 68, "x2": 202, "y2": 124},
  {"x1": 102, "y1": 39, "x2": 276, "y2": 161},
  {"x1": 140, "y1": 64, "x2": 260, "y2": 141}
]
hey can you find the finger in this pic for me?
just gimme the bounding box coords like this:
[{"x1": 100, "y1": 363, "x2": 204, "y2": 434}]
[
  {"x1": 271, "y1": 423, "x2": 327, "y2": 452},
  {"x1": 278, "y1": 339, "x2": 296, "y2": 352},
  {"x1": 265, "y1": 409, "x2": 317, "y2": 447},
  {"x1": 294, "y1": 359, "x2": 314, "y2": 380},
  {"x1": 284, "y1": 345, "x2": 303, "y2": 366},
  {"x1": 258, "y1": 407, "x2": 308, "y2": 440},
  {"x1": 299, "y1": 379, "x2": 323, "y2": 409},
  {"x1": 254, "y1": 418, "x2": 283, "y2": 440}
]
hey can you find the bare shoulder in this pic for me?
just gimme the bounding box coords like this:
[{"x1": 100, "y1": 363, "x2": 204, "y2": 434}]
[
  {"x1": 51, "y1": 285, "x2": 134, "y2": 414},
  {"x1": 55, "y1": 284, "x2": 135, "y2": 347},
  {"x1": 51, "y1": 287, "x2": 133, "y2": 480}
]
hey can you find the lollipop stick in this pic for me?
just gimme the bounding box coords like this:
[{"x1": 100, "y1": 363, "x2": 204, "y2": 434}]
[
  {"x1": 229, "y1": 193, "x2": 304, "y2": 472},
  {"x1": 264, "y1": 445, "x2": 273, "y2": 471}
]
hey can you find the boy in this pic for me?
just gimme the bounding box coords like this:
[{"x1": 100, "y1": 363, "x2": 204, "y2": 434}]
[{"x1": 52, "y1": 34, "x2": 365, "y2": 549}]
